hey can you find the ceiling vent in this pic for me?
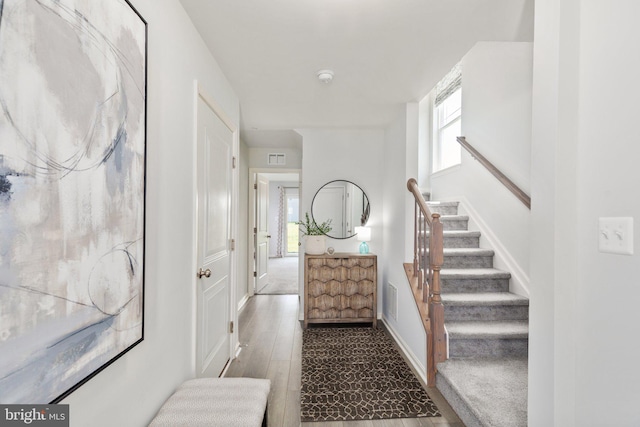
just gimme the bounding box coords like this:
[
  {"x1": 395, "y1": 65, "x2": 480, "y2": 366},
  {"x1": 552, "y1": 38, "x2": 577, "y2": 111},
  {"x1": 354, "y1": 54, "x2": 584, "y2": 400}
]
[
  {"x1": 268, "y1": 153, "x2": 286, "y2": 166},
  {"x1": 317, "y1": 69, "x2": 334, "y2": 84}
]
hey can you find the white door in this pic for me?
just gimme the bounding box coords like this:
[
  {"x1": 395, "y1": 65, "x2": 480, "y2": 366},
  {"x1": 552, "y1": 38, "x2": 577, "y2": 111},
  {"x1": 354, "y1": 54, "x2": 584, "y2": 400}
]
[
  {"x1": 255, "y1": 174, "x2": 270, "y2": 292},
  {"x1": 196, "y1": 94, "x2": 233, "y2": 378}
]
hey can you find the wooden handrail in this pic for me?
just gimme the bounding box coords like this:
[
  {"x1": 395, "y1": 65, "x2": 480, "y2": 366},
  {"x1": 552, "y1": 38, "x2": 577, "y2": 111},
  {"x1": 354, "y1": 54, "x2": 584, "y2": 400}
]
[
  {"x1": 456, "y1": 136, "x2": 531, "y2": 209},
  {"x1": 405, "y1": 178, "x2": 447, "y2": 387},
  {"x1": 407, "y1": 178, "x2": 435, "y2": 226}
]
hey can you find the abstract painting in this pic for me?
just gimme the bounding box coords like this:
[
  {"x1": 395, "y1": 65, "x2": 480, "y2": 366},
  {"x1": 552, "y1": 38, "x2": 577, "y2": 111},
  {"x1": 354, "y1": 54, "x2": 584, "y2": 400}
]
[{"x1": 0, "y1": 0, "x2": 146, "y2": 403}]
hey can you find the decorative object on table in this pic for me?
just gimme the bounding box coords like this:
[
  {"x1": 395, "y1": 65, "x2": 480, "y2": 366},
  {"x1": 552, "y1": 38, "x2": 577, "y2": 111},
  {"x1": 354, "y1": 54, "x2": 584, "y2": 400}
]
[
  {"x1": 301, "y1": 327, "x2": 440, "y2": 422},
  {"x1": 0, "y1": 0, "x2": 147, "y2": 404},
  {"x1": 326, "y1": 247, "x2": 335, "y2": 254},
  {"x1": 296, "y1": 212, "x2": 332, "y2": 255},
  {"x1": 355, "y1": 226, "x2": 371, "y2": 254}
]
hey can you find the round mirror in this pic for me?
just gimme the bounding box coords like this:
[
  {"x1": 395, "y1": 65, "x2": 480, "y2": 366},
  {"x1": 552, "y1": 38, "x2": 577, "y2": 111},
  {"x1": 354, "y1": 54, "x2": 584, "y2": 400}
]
[{"x1": 311, "y1": 180, "x2": 370, "y2": 239}]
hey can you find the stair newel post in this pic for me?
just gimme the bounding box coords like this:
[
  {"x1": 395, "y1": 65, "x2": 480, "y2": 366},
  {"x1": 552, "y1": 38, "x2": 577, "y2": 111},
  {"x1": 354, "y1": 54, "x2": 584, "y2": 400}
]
[
  {"x1": 429, "y1": 214, "x2": 443, "y2": 302},
  {"x1": 429, "y1": 214, "x2": 447, "y2": 365},
  {"x1": 426, "y1": 324, "x2": 436, "y2": 387}
]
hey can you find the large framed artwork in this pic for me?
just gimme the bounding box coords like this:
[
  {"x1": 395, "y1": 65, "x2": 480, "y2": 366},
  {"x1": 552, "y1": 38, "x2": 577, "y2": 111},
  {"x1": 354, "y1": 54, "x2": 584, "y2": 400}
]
[{"x1": 0, "y1": 0, "x2": 147, "y2": 403}]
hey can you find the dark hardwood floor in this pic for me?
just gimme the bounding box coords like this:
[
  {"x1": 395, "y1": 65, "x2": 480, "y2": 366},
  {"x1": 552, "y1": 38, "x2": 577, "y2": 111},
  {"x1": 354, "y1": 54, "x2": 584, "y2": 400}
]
[{"x1": 225, "y1": 294, "x2": 465, "y2": 427}]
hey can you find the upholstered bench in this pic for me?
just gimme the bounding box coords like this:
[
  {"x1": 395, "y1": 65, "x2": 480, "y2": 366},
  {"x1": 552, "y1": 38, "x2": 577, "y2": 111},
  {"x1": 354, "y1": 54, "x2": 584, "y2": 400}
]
[{"x1": 149, "y1": 377, "x2": 271, "y2": 427}]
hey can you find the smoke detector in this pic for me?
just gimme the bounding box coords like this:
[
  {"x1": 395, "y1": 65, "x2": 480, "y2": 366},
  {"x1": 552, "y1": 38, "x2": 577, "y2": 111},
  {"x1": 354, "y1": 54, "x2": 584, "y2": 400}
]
[{"x1": 317, "y1": 69, "x2": 334, "y2": 84}]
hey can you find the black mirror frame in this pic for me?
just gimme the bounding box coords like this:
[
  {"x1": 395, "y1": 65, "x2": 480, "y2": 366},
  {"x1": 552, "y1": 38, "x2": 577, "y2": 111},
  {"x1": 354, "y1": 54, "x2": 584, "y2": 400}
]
[{"x1": 311, "y1": 179, "x2": 370, "y2": 240}]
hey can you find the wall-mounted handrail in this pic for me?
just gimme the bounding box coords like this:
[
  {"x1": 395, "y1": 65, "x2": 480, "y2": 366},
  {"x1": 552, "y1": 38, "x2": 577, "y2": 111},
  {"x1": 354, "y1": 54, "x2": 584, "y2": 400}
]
[
  {"x1": 456, "y1": 136, "x2": 531, "y2": 210},
  {"x1": 406, "y1": 178, "x2": 447, "y2": 387}
]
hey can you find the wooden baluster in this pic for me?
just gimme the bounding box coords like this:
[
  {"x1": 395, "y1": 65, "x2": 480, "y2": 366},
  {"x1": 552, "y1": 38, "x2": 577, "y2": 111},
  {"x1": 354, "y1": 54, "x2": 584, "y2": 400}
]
[
  {"x1": 422, "y1": 214, "x2": 429, "y2": 303},
  {"x1": 418, "y1": 205, "x2": 423, "y2": 290},
  {"x1": 405, "y1": 178, "x2": 447, "y2": 387},
  {"x1": 413, "y1": 201, "x2": 419, "y2": 278},
  {"x1": 426, "y1": 213, "x2": 439, "y2": 386}
]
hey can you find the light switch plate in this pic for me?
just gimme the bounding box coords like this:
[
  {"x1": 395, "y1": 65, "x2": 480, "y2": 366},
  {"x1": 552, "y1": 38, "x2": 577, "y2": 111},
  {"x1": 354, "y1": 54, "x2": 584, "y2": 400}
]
[{"x1": 598, "y1": 217, "x2": 634, "y2": 255}]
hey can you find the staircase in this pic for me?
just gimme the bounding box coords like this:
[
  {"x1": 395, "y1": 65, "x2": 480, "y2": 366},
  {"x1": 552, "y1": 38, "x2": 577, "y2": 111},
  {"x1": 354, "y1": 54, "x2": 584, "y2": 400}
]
[{"x1": 427, "y1": 200, "x2": 529, "y2": 427}]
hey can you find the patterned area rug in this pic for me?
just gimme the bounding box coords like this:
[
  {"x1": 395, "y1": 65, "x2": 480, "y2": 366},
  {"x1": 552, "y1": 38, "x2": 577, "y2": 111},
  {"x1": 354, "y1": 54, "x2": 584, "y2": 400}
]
[{"x1": 301, "y1": 327, "x2": 441, "y2": 422}]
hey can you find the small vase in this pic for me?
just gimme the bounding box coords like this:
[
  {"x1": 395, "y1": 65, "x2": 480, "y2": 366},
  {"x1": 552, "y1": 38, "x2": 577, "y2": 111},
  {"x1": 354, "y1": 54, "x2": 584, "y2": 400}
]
[{"x1": 304, "y1": 235, "x2": 326, "y2": 255}]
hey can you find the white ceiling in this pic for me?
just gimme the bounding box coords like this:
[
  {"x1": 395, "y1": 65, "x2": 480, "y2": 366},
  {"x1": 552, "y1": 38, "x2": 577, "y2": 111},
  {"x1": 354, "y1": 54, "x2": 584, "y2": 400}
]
[{"x1": 180, "y1": 0, "x2": 534, "y2": 147}]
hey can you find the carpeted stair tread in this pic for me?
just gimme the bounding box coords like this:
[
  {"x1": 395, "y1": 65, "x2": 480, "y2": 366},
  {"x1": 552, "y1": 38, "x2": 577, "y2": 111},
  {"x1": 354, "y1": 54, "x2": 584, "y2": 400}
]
[
  {"x1": 424, "y1": 230, "x2": 482, "y2": 237},
  {"x1": 443, "y1": 248, "x2": 494, "y2": 256},
  {"x1": 442, "y1": 292, "x2": 529, "y2": 306},
  {"x1": 436, "y1": 357, "x2": 528, "y2": 427},
  {"x1": 426, "y1": 201, "x2": 459, "y2": 207},
  {"x1": 424, "y1": 248, "x2": 494, "y2": 257},
  {"x1": 426, "y1": 201, "x2": 459, "y2": 215},
  {"x1": 446, "y1": 320, "x2": 529, "y2": 339},
  {"x1": 440, "y1": 268, "x2": 511, "y2": 279},
  {"x1": 426, "y1": 248, "x2": 495, "y2": 269},
  {"x1": 438, "y1": 214, "x2": 469, "y2": 221},
  {"x1": 440, "y1": 268, "x2": 510, "y2": 293}
]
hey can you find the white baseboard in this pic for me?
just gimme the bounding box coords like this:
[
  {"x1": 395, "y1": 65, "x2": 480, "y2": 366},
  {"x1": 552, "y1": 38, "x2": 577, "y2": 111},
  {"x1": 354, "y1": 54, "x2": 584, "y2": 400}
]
[{"x1": 381, "y1": 318, "x2": 427, "y2": 385}]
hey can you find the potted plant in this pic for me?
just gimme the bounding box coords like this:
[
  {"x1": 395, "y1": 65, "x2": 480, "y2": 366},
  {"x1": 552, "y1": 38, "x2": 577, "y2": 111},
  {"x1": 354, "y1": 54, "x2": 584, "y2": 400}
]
[{"x1": 297, "y1": 213, "x2": 332, "y2": 255}]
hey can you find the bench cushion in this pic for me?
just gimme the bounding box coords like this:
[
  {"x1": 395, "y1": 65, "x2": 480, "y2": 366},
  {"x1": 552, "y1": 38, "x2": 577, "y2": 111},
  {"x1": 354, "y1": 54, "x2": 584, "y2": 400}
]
[{"x1": 149, "y1": 378, "x2": 270, "y2": 427}]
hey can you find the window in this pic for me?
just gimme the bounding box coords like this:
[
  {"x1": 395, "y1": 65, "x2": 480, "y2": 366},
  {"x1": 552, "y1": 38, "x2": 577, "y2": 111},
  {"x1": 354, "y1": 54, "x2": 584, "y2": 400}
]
[
  {"x1": 284, "y1": 188, "x2": 299, "y2": 255},
  {"x1": 433, "y1": 64, "x2": 462, "y2": 172}
]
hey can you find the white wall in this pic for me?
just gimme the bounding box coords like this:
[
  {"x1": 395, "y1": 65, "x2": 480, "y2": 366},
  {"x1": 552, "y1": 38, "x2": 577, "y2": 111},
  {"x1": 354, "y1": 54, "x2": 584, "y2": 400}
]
[
  {"x1": 431, "y1": 41, "x2": 533, "y2": 297},
  {"x1": 62, "y1": 1, "x2": 240, "y2": 426},
  {"x1": 381, "y1": 104, "x2": 429, "y2": 375},
  {"x1": 528, "y1": 0, "x2": 566, "y2": 423},
  {"x1": 575, "y1": 3, "x2": 640, "y2": 423},
  {"x1": 298, "y1": 129, "x2": 384, "y2": 316},
  {"x1": 530, "y1": 1, "x2": 640, "y2": 425}
]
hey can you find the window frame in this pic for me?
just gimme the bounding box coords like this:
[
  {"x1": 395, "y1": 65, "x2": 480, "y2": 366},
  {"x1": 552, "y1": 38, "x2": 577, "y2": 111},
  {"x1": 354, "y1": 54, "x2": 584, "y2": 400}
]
[{"x1": 432, "y1": 87, "x2": 462, "y2": 173}]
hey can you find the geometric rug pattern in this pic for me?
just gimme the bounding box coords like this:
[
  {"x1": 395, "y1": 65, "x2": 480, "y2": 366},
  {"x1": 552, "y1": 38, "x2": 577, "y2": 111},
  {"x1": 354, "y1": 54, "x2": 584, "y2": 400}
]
[{"x1": 301, "y1": 327, "x2": 441, "y2": 422}]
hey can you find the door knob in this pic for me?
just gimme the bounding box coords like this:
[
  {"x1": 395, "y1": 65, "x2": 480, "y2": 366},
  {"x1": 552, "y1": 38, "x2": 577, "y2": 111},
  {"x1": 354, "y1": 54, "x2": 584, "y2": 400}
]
[
  {"x1": 197, "y1": 268, "x2": 211, "y2": 278},
  {"x1": 266, "y1": 235, "x2": 272, "y2": 238}
]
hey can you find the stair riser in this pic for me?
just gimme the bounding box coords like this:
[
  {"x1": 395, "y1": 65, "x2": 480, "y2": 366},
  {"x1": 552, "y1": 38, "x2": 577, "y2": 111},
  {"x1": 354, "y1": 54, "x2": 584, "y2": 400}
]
[
  {"x1": 443, "y1": 256, "x2": 493, "y2": 269},
  {"x1": 448, "y1": 338, "x2": 528, "y2": 358},
  {"x1": 441, "y1": 278, "x2": 510, "y2": 293},
  {"x1": 445, "y1": 305, "x2": 529, "y2": 322},
  {"x1": 420, "y1": 255, "x2": 493, "y2": 268},
  {"x1": 441, "y1": 219, "x2": 469, "y2": 231},
  {"x1": 427, "y1": 205, "x2": 458, "y2": 215},
  {"x1": 426, "y1": 235, "x2": 480, "y2": 249}
]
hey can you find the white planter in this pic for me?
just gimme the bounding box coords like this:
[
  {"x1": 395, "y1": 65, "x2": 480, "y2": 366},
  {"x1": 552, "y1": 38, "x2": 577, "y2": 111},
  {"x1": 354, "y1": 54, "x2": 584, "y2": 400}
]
[{"x1": 304, "y1": 235, "x2": 326, "y2": 255}]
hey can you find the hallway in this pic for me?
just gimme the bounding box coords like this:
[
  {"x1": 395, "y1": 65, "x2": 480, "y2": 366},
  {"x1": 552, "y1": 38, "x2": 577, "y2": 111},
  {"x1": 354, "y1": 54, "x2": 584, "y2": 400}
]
[
  {"x1": 256, "y1": 257, "x2": 299, "y2": 295},
  {"x1": 225, "y1": 295, "x2": 465, "y2": 427}
]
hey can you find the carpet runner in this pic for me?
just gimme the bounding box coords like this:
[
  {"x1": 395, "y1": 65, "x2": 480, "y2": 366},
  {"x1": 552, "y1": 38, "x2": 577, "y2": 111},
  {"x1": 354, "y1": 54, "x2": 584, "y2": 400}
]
[{"x1": 301, "y1": 326, "x2": 440, "y2": 422}]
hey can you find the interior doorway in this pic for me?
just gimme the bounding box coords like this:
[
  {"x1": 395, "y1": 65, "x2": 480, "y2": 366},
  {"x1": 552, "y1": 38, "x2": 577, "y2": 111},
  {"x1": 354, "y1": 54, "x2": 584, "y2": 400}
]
[
  {"x1": 194, "y1": 85, "x2": 236, "y2": 378},
  {"x1": 250, "y1": 171, "x2": 301, "y2": 295},
  {"x1": 283, "y1": 187, "x2": 299, "y2": 257}
]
